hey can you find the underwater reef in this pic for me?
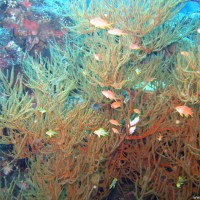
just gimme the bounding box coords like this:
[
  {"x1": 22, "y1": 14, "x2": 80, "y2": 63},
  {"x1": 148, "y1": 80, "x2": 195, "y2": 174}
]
[{"x1": 0, "y1": 0, "x2": 200, "y2": 199}]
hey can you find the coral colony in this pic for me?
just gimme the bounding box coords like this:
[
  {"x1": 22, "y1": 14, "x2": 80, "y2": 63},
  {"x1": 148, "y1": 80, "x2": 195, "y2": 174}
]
[{"x1": 0, "y1": 0, "x2": 200, "y2": 199}]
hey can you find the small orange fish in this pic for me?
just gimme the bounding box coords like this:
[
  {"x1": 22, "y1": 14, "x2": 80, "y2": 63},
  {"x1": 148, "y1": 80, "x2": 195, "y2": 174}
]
[
  {"x1": 175, "y1": 105, "x2": 193, "y2": 118},
  {"x1": 94, "y1": 54, "x2": 103, "y2": 61},
  {"x1": 90, "y1": 17, "x2": 112, "y2": 29},
  {"x1": 175, "y1": 120, "x2": 181, "y2": 125},
  {"x1": 108, "y1": 28, "x2": 128, "y2": 36},
  {"x1": 112, "y1": 128, "x2": 120, "y2": 134},
  {"x1": 109, "y1": 119, "x2": 120, "y2": 126},
  {"x1": 102, "y1": 90, "x2": 117, "y2": 101},
  {"x1": 147, "y1": 77, "x2": 156, "y2": 82},
  {"x1": 133, "y1": 108, "x2": 141, "y2": 114},
  {"x1": 180, "y1": 51, "x2": 189, "y2": 56},
  {"x1": 129, "y1": 43, "x2": 140, "y2": 50},
  {"x1": 157, "y1": 133, "x2": 163, "y2": 141},
  {"x1": 111, "y1": 101, "x2": 121, "y2": 109}
]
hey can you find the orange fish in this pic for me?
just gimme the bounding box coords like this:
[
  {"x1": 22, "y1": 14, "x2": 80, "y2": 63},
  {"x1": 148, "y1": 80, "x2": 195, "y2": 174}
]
[
  {"x1": 112, "y1": 128, "x2": 120, "y2": 134},
  {"x1": 102, "y1": 90, "x2": 117, "y2": 101},
  {"x1": 180, "y1": 51, "x2": 189, "y2": 56},
  {"x1": 109, "y1": 119, "x2": 120, "y2": 126},
  {"x1": 108, "y1": 28, "x2": 128, "y2": 36},
  {"x1": 94, "y1": 54, "x2": 103, "y2": 61},
  {"x1": 90, "y1": 17, "x2": 112, "y2": 29},
  {"x1": 175, "y1": 120, "x2": 181, "y2": 125},
  {"x1": 147, "y1": 77, "x2": 156, "y2": 82},
  {"x1": 133, "y1": 108, "x2": 141, "y2": 114},
  {"x1": 175, "y1": 106, "x2": 193, "y2": 118},
  {"x1": 129, "y1": 43, "x2": 140, "y2": 50},
  {"x1": 157, "y1": 133, "x2": 163, "y2": 141},
  {"x1": 111, "y1": 101, "x2": 121, "y2": 109}
]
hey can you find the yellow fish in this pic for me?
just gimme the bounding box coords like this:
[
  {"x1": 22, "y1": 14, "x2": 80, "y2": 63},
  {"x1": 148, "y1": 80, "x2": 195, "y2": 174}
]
[
  {"x1": 176, "y1": 176, "x2": 186, "y2": 188},
  {"x1": 37, "y1": 107, "x2": 46, "y2": 114},
  {"x1": 46, "y1": 130, "x2": 58, "y2": 138},
  {"x1": 94, "y1": 128, "x2": 109, "y2": 138},
  {"x1": 135, "y1": 68, "x2": 141, "y2": 75},
  {"x1": 109, "y1": 178, "x2": 118, "y2": 189}
]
